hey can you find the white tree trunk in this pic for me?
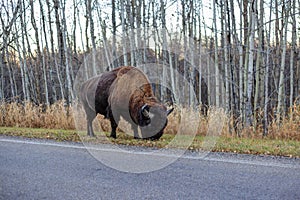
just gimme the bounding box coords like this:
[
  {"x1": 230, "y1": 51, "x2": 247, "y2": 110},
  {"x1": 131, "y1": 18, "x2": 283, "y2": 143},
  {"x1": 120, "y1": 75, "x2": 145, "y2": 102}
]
[
  {"x1": 213, "y1": 0, "x2": 220, "y2": 107},
  {"x1": 289, "y1": 0, "x2": 296, "y2": 108},
  {"x1": 276, "y1": 3, "x2": 289, "y2": 122},
  {"x1": 245, "y1": 0, "x2": 256, "y2": 127},
  {"x1": 61, "y1": 0, "x2": 74, "y2": 103},
  {"x1": 120, "y1": 0, "x2": 128, "y2": 66}
]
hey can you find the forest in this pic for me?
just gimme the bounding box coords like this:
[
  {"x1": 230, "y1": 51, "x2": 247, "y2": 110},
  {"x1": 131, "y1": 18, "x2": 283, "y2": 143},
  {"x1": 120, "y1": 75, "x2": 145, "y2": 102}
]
[{"x1": 0, "y1": 0, "x2": 300, "y2": 138}]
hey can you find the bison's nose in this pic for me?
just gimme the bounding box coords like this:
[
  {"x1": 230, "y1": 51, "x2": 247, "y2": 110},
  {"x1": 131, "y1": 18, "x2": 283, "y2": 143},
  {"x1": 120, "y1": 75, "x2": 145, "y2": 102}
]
[
  {"x1": 139, "y1": 117, "x2": 151, "y2": 127},
  {"x1": 142, "y1": 114, "x2": 151, "y2": 125},
  {"x1": 145, "y1": 119, "x2": 151, "y2": 125}
]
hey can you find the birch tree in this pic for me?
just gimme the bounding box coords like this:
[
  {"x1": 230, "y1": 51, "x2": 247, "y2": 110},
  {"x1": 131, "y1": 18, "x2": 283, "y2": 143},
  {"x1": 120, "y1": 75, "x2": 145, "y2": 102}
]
[
  {"x1": 53, "y1": 0, "x2": 65, "y2": 100},
  {"x1": 86, "y1": 0, "x2": 97, "y2": 75},
  {"x1": 263, "y1": 0, "x2": 273, "y2": 136},
  {"x1": 61, "y1": 0, "x2": 74, "y2": 103},
  {"x1": 223, "y1": 0, "x2": 230, "y2": 112},
  {"x1": 0, "y1": 0, "x2": 21, "y2": 99},
  {"x1": 253, "y1": 0, "x2": 264, "y2": 129},
  {"x1": 39, "y1": 0, "x2": 50, "y2": 105},
  {"x1": 289, "y1": 0, "x2": 296, "y2": 108},
  {"x1": 245, "y1": 0, "x2": 256, "y2": 127},
  {"x1": 276, "y1": 1, "x2": 290, "y2": 122},
  {"x1": 18, "y1": 1, "x2": 29, "y2": 101},
  {"x1": 111, "y1": 0, "x2": 118, "y2": 69},
  {"x1": 120, "y1": 0, "x2": 128, "y2": 66},
  {"x1": 213, "y1": 0, "x2": 220, "y2": 107},
  {"x1": 46, "y1": 0, "x2": 58, "y2": 101},
  {"x1": 30, "y1": 0, "x2": 43, "y2": 103}
]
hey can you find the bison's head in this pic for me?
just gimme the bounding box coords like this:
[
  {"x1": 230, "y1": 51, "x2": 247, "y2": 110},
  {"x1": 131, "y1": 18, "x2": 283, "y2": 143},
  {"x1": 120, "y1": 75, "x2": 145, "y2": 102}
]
[
  {"x1": 127, "y1": 83, "x2": 174, "y2": 140},
  {"x1": 136, "y1": 101, "x2": 174, "y2": 140}
]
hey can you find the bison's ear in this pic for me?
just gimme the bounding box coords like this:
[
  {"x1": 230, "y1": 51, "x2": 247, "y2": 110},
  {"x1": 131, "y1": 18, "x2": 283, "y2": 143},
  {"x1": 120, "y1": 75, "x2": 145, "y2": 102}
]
[
  {"x1": 141, "y1": 104, "x2": 150, "y2": 118},
  {"x1": 167, "y1": 107, "x2": 174, "y2": 116}
]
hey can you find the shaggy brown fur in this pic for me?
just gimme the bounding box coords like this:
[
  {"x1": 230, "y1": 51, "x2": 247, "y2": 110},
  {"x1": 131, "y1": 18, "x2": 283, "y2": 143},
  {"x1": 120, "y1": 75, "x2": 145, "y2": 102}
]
[{"x1": 80, "y1": 66, "x2": 173, "y2": 140}]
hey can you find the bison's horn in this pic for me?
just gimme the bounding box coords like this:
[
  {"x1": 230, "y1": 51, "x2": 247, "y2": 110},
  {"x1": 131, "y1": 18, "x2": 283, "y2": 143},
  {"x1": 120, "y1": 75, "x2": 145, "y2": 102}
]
[
  {"x1": 141, "y1": 104, "x2": 150, "y2": 118},
  {"x1": 167, "y1": 107, "x2": 174, "y2": 116}
]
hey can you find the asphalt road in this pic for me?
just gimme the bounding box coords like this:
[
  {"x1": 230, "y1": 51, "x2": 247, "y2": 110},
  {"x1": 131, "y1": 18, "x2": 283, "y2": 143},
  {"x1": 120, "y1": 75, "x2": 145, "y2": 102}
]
[{"x1": 0, "y1": 136, "x2": 299, "y2": 200}]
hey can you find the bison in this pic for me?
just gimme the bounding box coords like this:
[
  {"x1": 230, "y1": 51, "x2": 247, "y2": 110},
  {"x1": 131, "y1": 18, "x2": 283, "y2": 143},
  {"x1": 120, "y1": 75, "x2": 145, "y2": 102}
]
[{"x1": 80, "y1": 66, "x2": 174, "y2": 140}]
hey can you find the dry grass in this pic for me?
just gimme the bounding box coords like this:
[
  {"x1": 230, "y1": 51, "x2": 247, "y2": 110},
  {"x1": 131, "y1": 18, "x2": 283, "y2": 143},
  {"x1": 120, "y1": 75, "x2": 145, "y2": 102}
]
[
  {"x1": 0, "y1": 101, "x2": 300, "y2": 141},
  {"x1": 268, "y1": 103, "x2": 300, "y2": 140},
  {"x1": 0, "y1": 101, "x2": 75, "y2": 129}
]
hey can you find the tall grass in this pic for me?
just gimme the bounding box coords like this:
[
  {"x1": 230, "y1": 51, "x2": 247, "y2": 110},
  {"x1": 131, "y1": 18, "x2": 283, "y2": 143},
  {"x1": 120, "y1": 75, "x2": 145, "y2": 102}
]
[
  {"x1": 0, "y1": 101, "x2": 74, "y2": 129},
  {"x1": 0, "y1": 101, "x2": 299, "y2": 140}
]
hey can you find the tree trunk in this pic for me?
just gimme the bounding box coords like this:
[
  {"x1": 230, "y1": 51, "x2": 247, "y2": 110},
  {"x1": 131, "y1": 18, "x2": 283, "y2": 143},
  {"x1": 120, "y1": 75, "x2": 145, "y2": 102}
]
[
  {"x1": 120, "y1": 0, "x2": 128, "y2": 66},
  {"x1": 111, "y1": 0, "x2": 118, "y2": 69},
  {"x1": 39, "y1": 0, "x2": 50, "y2": 105},
  {"x1": 30, "y1": 0, "x2": 43, "y2": 103},
  {"x1": 276, "y1": 2, "x2": 290, "y2": 122},
  {"x1": 289, "y1": 0, "x2": 296, "y2": 108},
  {"x1": 245, "y1": 0, "x2": 256, "y2": 127},
  {"x1": 53, "y1": 0, "x2": 65, "y2": 100},
  {"x1": 213, "y1": 0, "x2": 220, "y2": 107},
  {"x1": 61, "y1": 0, "x2": 74, "y2": 103},
  {"x1": 87, "y1": 0, "x2": 97, "y2": 75},
  {"x1": 253, "y1": 0, "x2": 264, "y2": 130},
  {"x1": 46, "y1": 0, "x2": 58, "y2": 102},
  {"x1": 263, "y1": 0, "x2": 273, "y2": 136},
  {"x1": 223, "y1": 0, "x2": 230, "y2": 112}
]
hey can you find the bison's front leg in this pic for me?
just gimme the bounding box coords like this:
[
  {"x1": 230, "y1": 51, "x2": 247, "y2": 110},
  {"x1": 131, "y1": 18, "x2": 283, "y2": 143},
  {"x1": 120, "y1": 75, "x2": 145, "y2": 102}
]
[
  {"x1": 109, "y1": 118, "x2": 118, "y2": 139},
  {"x1": 133, "y1": 126, "x2": 140, "y2": 139},
  {"x1": 108, "y1": 108, "x2": 118, "y2": 139}
]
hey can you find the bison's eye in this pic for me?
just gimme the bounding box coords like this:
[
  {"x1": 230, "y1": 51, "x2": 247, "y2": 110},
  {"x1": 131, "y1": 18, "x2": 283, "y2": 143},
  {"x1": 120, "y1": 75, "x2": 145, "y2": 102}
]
[{"x1": 145, "y1": 118, "x2": 151, "y2": 125}]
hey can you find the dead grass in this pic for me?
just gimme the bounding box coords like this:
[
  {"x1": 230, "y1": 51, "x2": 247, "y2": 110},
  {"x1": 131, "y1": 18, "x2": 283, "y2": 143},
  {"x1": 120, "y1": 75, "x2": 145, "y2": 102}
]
[
  {"x1": 268, "y1": 104, "x2": 300, "y2": 141},
  {"x1": 0, "y1": 101, "x2": 299, "y2": 142},
  {"x1": 0, "y1": 100, "x2": 299, "y2": 157},
  {"x1": 0, "y1": 101, "x2": 74, "y2": 129}
]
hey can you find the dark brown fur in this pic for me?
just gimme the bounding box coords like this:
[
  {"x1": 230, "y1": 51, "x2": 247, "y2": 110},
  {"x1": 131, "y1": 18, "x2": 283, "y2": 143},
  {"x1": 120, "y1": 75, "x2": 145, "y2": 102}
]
[{"x1": 80, "y1": 66, "x2": 173, "y2": 140}]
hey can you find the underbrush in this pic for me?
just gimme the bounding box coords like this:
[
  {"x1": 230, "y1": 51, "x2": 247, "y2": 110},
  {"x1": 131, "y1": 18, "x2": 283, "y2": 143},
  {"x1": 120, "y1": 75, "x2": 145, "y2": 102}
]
[
  {"x1": 0, "y1": 101, "x2": 74, "y2": 129},
  {"x1": 0, "y1": 101, "x2": 299, "y2": 141}
]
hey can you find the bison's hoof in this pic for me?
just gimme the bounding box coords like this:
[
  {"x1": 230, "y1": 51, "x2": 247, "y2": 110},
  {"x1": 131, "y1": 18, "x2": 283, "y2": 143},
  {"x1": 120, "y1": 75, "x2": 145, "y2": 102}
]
[{"x1": 110, "y1": 134, "x2": 117, "y2": 139}]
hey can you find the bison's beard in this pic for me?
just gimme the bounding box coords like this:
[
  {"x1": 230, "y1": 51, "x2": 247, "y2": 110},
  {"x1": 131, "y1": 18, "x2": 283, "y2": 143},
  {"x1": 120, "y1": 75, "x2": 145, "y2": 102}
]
[
  {"x1": 142, "y1": 119, "x2": 168, "y2": 140},
  {"x1": 139, "y1": 107, "x2": 168, "y2": 140}
]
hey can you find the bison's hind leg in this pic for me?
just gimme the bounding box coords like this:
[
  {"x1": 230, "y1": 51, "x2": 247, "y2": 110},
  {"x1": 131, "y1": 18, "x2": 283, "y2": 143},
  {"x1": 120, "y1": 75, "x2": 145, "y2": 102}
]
[
  {"x1": 87, "y1": 115, "x2": 96, "y2": 137},
  {"x1": 87, "y1": 121, "x2": 95, "y2": 137},
  {"x1": 82, "y1": 103, "x2": 96, "y2": 137}
]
